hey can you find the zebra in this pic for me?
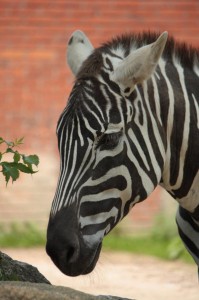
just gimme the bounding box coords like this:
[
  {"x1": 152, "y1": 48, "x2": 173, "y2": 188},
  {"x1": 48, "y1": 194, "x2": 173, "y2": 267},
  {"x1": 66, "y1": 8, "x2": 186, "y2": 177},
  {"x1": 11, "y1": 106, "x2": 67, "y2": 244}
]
[{"x1": 46, "y1": 30, "x2": 199, "y2": 277}]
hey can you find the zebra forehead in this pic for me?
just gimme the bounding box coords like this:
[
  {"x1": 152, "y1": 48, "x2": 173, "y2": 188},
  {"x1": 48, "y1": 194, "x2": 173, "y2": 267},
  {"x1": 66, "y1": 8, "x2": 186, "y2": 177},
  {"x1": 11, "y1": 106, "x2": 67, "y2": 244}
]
[
  {"x1": 77, "y1": 50, "x2": 103, "y2": 80},
  {"x1": 76, "y1": 31, "x2": 199, "y2": 80}
]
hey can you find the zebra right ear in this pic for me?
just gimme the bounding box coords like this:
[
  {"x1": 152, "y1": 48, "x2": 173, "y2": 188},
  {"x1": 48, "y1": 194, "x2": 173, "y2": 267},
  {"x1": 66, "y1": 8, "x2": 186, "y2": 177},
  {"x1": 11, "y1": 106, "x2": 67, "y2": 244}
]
[
  {"x1": 111, "y1": 31, "x2": 168, "y2": 89},
  {"x1": 67, "y1": 30, "x2": 94, "y2": 76}
]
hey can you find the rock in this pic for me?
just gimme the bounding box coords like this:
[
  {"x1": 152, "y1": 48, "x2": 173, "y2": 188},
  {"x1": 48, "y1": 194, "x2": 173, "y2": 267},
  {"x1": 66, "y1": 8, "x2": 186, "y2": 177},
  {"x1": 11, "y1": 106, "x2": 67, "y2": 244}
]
[
  {"x1": 0, "y1": 252, "x2": 133, "y2": 299},
  {"x1": 0, "y1": 282, "x2": 134, "y2": 300},
  {"x1": 0, "y1": 251, "x2": 50, "y2": 284}
]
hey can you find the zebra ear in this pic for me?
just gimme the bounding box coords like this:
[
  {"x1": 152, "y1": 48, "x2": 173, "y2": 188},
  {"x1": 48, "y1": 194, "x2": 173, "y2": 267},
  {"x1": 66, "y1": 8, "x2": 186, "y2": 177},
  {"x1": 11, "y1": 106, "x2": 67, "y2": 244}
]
[
  {"x1": 67, "y1": 30, "x2": 94, "y2": 76},
  {"x1": 112, "y1": 32, "x2": 168, "y2": 88}
]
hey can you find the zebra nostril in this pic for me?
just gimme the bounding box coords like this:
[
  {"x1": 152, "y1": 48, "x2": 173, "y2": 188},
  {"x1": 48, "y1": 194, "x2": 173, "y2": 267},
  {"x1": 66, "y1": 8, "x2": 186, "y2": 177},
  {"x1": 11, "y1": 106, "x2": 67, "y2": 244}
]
[{"x1": 65, "y1": 245, "x2": 78, "y2": 264}]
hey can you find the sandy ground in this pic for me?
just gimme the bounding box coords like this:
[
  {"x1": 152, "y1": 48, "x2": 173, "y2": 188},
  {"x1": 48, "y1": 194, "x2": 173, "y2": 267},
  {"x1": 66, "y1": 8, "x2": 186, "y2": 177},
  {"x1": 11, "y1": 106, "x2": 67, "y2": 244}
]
[{"x1": 2, "y1": 248, "x2": 198, "y2": 300}]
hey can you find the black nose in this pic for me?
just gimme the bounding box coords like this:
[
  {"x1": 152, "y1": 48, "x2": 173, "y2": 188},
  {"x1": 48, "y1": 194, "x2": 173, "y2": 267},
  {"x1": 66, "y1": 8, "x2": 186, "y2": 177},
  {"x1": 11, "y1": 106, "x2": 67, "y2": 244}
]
[
  {"x1": 46, "y1": 206, "x2": 83, "y2": 276},
  {"x1": 46, "y1": 230, "x2": 81, "y2": 276},
  {"x1": 46, "y1": 206, "x2": 102, "y2": 276},
  {"x1": 63, "y1": 240, "x2": 79, "y2": 264}
]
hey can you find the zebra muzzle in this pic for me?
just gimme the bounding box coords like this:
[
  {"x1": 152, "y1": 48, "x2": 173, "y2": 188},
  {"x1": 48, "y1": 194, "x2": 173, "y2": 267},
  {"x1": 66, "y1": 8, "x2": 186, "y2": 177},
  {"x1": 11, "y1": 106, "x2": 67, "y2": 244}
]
[{"x1": 46, "y1": 206, "x2": 102, "y2": 276}]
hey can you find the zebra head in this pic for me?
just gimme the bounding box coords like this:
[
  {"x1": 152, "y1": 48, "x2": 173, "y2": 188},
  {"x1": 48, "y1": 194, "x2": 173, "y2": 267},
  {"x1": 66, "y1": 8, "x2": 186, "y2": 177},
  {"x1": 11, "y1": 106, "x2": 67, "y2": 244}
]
[{"x1": 46, "y1": 30, "x2": 168, "y2": 276}]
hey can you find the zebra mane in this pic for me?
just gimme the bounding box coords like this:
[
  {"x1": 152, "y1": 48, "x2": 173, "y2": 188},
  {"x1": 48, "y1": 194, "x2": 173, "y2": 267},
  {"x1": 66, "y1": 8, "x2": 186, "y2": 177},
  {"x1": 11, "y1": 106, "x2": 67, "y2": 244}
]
[
  {"x1": 77, "y1": 31, "x2": 199, "y2": 80},
  {"x1": 106, "y1": 32, "x2": 199, "y2": 69}
]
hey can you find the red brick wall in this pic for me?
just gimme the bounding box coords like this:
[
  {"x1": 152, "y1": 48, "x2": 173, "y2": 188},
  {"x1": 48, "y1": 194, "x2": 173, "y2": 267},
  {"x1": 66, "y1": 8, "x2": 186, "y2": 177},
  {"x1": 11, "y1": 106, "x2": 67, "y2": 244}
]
[
  {"x1": 0, "y1": 0, "x2": 198, "y2": 228},
  {"x1": 1, "y1": 0, "x2": 199, "y2": 151}
]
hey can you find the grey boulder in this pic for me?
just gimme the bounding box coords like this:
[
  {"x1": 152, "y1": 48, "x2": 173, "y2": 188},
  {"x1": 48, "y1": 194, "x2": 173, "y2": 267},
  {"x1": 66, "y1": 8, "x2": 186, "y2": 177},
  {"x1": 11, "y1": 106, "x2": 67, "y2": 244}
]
[{"x1": 0, "y1": 282, "x2": 134, "y2": 300}]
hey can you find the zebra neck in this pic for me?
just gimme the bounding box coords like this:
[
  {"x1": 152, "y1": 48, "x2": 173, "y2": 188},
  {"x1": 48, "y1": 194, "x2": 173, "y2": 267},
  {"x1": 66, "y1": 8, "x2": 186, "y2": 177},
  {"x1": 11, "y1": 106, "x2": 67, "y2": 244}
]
[{"x1": 156, "y1": 59, "x2": 199, "y2": 211}]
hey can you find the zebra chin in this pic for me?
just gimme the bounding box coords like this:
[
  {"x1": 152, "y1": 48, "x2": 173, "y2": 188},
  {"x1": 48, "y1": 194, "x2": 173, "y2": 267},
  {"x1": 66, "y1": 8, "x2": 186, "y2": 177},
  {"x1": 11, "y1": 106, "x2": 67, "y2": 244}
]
[
  {"x1": 46, "y1": 240, "x2": 102, "y2": 277},
  {"x1": 46, "y1": 206, "x2": 103, "y2": 276}
]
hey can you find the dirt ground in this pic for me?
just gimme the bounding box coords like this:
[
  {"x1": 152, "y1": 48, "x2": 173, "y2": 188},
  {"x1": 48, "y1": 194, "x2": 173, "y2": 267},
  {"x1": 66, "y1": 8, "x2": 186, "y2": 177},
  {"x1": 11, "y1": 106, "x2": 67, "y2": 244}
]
[{"x1": 3, "y1": 248, "x2": 198, "y2": 300}]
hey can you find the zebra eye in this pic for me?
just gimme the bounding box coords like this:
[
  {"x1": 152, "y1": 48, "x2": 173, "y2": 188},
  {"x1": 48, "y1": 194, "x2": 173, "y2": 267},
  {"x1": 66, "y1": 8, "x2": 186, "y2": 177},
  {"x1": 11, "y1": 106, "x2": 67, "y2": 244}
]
[{"x1": 96, "y1": 131, "x2": 122, "y2": 151}]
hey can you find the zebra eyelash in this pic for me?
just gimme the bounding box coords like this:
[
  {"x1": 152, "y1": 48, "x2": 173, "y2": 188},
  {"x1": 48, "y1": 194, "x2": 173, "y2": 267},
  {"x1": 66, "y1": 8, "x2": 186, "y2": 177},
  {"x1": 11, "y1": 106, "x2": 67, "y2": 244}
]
[{"x1": 95, "y1": 131, "x2": 123, "y2": 151}]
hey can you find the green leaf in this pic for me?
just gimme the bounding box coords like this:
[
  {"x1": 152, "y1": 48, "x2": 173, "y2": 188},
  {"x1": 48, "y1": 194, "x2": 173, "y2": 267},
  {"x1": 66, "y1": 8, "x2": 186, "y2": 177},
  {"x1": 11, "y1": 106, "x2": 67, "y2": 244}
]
[
  {"x1": 23, "y1": 155, "x2": 39, "y2": 167},
  {"x1": 6, "y1": 148, "x2": 15, "y2": 154},
  {"x1": 13, "y1": 151, "x2": 20, "y2": 163},
  {"x1": 14, "y1": 137, "x2": 24, "y2": 146},
  {"x1": 0, "y1": 137, "x2": 40, "y2": 184},
  {"x1": 3, "y1": 169, "x2": 10, "y2": 184},
  {"x1": 16, "y1": 163, "x2": 37, "y2": 174},
  {"x1": 11, "y1": 168, "x2": 19, "y2": 182},
  {"x1": 1, "y1": 162, "x2": 20, "y2": 184}
]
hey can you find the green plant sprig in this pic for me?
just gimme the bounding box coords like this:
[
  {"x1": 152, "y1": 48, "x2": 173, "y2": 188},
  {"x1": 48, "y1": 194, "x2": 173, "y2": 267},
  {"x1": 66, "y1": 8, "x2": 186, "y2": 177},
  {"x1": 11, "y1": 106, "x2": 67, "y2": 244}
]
[{"x1": 0, "y1": 137, "x2": 39, "y2": 185}]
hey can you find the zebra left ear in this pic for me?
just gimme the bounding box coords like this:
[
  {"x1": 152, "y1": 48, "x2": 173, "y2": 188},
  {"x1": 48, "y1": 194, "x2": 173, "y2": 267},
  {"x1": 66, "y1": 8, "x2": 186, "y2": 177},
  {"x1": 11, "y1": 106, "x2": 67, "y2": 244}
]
[
  {"x1": 112, "y1": 31, "x2": 168, "y2": 88},
  {"x1": 67, "y1": 30, "x2": 94, "y2": 76}
]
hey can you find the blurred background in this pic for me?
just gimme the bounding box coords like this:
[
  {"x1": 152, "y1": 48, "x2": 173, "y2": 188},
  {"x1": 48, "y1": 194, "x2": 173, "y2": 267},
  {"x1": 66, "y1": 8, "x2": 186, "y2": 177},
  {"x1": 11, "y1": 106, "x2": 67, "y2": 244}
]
[{"x1": 0, "y1": 0, "x2": 198, "y2": 243}]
